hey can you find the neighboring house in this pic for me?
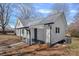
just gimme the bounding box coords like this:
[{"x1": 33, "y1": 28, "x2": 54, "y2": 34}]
[{"x1": 15, "y1": 11, "x2": 69, "y2": 46}]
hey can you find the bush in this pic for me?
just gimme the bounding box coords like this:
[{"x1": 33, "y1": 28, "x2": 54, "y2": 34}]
[{"x1": 70, "y1": 29, "x2": 79, "y2": 37}]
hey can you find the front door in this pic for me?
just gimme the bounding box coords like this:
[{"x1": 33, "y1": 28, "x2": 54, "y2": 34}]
[{"x1": 34, "y1": 28, "x2": 37, "y2": 41}]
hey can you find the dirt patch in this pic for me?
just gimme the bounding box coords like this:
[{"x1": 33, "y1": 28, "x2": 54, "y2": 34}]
[
  {"x1": 0, "y1": 35, "x2": 79, "y2": 56},
  {"x1": 32, "y1": 50, "x2": 65, "y2": 56},
  {"x1": 31, "y1": 44, "x2": 68, "y2": 56},
  {"x1": 0, "y1": 42, "x2": 29, "y2": 56},
  {"x1": 0, "y1": 34, "x2": 69, "y2": 56},
  {"x1": 0, "y1": 43, "x2": 69, "y2": 56}
]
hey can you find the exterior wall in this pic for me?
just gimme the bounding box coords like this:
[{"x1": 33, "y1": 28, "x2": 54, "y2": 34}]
[
  {"x1": 29, "y1": 14, "x2": 67, "y2": 44},
  {"x1": 25, "y1": 29, "x2": 34, "y2": 44},
  {"x1": 15, "y1": 19, "x2": 25, "y2": 37},
  {"x1": 16, "y1": 29, "x2": 20, "y2": 36},
  {"x1": 16, "y1": 19, "x2": 24, "y2": 28},
  {"x1": 50, "y1": 14, "x2": 67, "y2": 44},
  {"x1": 29, "y1": 28, "x2": 46, "y2": 43},
  {"x1": 37, "y1": 28, "x2": 46, "y2": 42},
  {"x1": 15, "y1": 13, "x2": 67, "y2": 45},
  {"x1": 30, "y1": 28, "x2": 34, "y2": 40},
  {"x1": 16, "y1": 28, "x2": 28, "y2": 38},
  {"x1": 35, "y1": 13, "x2": 67, "y2": 44},
  {"x1": 20, "y1": 29, "x2": 27, "y2": 38}
]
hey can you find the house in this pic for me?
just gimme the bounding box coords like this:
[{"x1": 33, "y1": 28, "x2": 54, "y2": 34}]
[{"x1": 15, "y1": 11, "x2": 69, "y2": 46}]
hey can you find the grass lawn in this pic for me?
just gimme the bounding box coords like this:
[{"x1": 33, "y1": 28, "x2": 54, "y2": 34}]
[
  {"x1": 65, "y1": 37, "x2": 79, "y2": 56},
  {"x1": 69, "y1": 37, "x2": 79, "y2": 49}
]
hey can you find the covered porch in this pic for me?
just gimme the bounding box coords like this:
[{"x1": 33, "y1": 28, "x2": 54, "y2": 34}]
[{"x1": 25, "y1": 22, "x2": 54, "y2": 46}]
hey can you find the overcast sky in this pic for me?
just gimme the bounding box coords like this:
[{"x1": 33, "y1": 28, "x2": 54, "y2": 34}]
[{"x1": 8, "y1": 3, "x2": 79, "y2": 28}]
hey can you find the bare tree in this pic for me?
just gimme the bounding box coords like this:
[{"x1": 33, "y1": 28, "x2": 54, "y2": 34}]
[
  {"x1": 17, "y1": 4, "x2": 33, "y2": 20},
  {"x1": 68, "y1": 12, "x2": 79, "y2": 37},
  {"x1": 0, "y1": 4, "x2": 12, "y2": 34}
]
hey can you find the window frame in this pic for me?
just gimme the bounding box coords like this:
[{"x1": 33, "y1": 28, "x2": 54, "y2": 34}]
[
  {"x1": 22, "y1": 29, "x2": 24, "y2": 35},
  {"x1": 55, "y1": 27, "x2": 60, "y2": 33}
]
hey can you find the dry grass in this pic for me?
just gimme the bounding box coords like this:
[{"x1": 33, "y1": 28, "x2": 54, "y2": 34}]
[
  {"x1": 0, "y1": 34, "x2": 79, "y2": 56},
  {"x1": 0, "y1": 34, "x2": 21, "y2": 46},
  {"x1": 65, "y1": 37, "x2": 79, "y2": 56},
  {"x1": 0, "y1": 34, "x2": 20, "y2": 40},
  {"x1": 69, "y1": 37, "x2": 79, "y2": 49},
  {"x1": 17, "y1": 37, "x2": 79, "y2": 56}
]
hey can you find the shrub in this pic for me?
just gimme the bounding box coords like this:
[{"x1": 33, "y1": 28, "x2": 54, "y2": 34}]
[{"x1": 69, "y1": 29, "x2": 79, "y2": 37}]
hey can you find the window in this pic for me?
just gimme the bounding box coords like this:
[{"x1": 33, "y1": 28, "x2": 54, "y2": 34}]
[
  {"x1": 22, "y1": 29, "x2": 24, "y2": 35},
  {"x1": 27, "y1": 31, "x2": 29, "y2": 34},
  {"x1": 56, "y1": 27, "x2": 60, "y2": 33}
]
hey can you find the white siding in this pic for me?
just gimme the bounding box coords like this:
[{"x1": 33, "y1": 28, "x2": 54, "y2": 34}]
[
  {"x1": 15, "y1": 12, "x2": 67, "y2": 45},
  {"x1": 16, "y1": 29, "x2": 20, "y2": 36},
  {"x1": 30, "y1": 28, "x2": 46, "y2": 42},
  {"x1": 19, "y1": 29, "x2": 27, "y2": 38},
  {"x1": 50, "y1": 14, "x2": 66, "y2": 44},
  {"x1": 37, "y1": 28, "x2": 46, "y2": 42},
  {"x1": 16, "y1": 19, "x2": 24, "y2": 28},
  {"x1": 15, "y1": 19, "x2": 24, "y2": 36},
  {"x1": 30, "y1": 28, "x2": 34, "y2": 40}
]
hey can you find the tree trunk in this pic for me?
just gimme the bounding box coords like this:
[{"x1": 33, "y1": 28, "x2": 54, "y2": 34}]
[{"x1": 2, "y1": 26, "x2": 6, "y2": 34}]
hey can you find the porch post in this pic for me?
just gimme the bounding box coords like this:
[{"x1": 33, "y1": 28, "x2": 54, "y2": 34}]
[
  {"x1": 49, "y1": 25, "x2": 52, "y2": 46},
  {"x1": 20, "y1": 29, "x2": 22, "y2": 40},
  {"x1": 45, "y1": 25, "x2": 51, "y2": 46},
  {"x1": 27, "y1": 29, "x2": 32, "y2": 45},
  {"x1": 47, "y1": 24, "x2": 51, "y2": 46},
  {"x1": 29, "y1": 30, "x2": 32, "y2": 45},
  {"x1": 44, "y1": 22, "x2": 54, "y2": 47}
]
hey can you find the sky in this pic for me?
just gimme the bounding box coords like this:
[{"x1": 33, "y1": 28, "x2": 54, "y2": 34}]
[{"x1": 8, "y1": 3, "x2": 79, "y2": 28}]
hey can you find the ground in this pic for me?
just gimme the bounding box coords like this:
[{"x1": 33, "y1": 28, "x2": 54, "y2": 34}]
[
  {"x1": 0, "y1": 34, "x2": 79, "y2": 56},
  {"x1": 66, "y1": 37, "x2": 79, "y2": 55}
]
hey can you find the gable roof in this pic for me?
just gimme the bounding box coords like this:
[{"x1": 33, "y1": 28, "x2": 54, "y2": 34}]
[
  {"x1": 17, "y1": 11, "x2": 67, "y2": 28},
  {"x1": 39, "y1": 12, "x2": 63, "y2": 25},
  {"x1": 26, "y1": 18, "x2": 43, "y2": 27},
  {"x1": 27, "y1": 11, "x2": 65, "y2": 26},
  {"x1": 19, "y1": 19, "x2": 30, "y2": 27},
  {"x1": 18, "y1": 17, "x2": 43, "y2": 28}
]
